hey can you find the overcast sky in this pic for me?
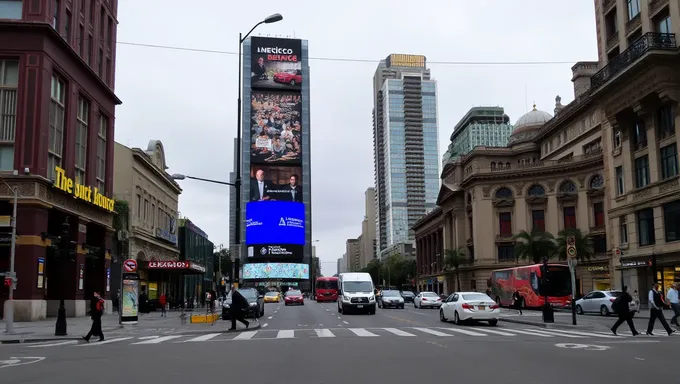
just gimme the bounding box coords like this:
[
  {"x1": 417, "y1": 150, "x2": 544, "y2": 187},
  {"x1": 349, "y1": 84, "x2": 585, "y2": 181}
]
[{"x1": 114, "y1": 0, "x2": 598, "y2": 277}]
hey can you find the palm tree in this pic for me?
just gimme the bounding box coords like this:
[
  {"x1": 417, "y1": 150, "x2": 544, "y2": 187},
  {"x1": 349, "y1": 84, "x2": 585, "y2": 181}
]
[
  {"x1": 513, "y1": 230, "x2": 557, "y2": 264},
  {"x1": 556, "y1": 228, "x2": 594, "y2": 261},
  {"x1": 444, "y1": 248, "x2": 466, "y2": 291}
]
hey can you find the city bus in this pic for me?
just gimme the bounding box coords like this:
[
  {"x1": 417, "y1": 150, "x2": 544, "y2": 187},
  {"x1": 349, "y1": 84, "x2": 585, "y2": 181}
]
[
  {"x1": 489, "y1": 264, "x2": 571, "y2": 309},
  {"x1": 315, "y1": 276, "x2": 339, "y2": 302}
]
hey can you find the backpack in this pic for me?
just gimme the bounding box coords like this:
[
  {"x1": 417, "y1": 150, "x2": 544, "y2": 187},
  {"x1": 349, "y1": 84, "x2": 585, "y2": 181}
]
[
  {"x1": 611, "y1": 296, "x2": 623, "y2": 313},
  {"x1": 96, "y1": 299, "x2": 104, "y2": 313}
]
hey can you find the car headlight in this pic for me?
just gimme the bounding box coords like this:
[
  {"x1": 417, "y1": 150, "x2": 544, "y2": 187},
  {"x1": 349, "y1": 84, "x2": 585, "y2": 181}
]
[
  {"x1": 369, "y1": 295, "x2": 375, "y2": 301},
  {"x1": 249, "y1": 302, "x2": 257, "y2": 307},
  {"x1": 343, "y1": 295, "x2": 350, "y2": 301}
]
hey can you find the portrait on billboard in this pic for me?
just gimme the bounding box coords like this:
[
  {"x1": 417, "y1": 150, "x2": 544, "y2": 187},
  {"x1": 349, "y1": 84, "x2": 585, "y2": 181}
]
[
  {"x1": 250, "y1": 37, "x2": 302, "y2": 90},
  {"x1": 250, "y1": 91, "x2": 302, "y2": 165},
  {"x1": 249, "y1": 165, "x2": 302, "y2": 202}
]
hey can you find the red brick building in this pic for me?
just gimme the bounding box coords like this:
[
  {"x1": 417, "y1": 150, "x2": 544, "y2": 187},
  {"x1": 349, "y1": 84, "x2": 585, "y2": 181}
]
[{"x1": 0, "y1": 0, "x2": 121, "y2": 321}]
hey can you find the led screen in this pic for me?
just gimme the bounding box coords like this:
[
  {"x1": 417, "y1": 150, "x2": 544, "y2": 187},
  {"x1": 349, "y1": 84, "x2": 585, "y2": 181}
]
[
  {"x1": 243, "y1": 263, "x2": 309, "y2": 280},
  {"x1": 245, "y1": 201, "x2": 305, "y2": 245}
]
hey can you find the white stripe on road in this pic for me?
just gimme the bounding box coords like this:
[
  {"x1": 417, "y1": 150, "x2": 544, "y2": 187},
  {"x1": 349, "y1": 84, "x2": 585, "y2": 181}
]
[
  {"x1": 315, "y1": 329, "x2": 335, "y2": 338},
  {"x1": 539, "y1": 328, "x2": 621, "y2": 339},
  {"x1": 472, "y1": 328, "x2": 517, "y2": 336},
  {"x1": 27, "y1": 340, "x2": 78, "y2": 348},
  {"x1": 382, "y1": 328, "x2": 416, "y2": 337},
  {"x1": 267, "y1": 316, "x2": 273, "y2": 319},
  {"x1": 277, "y1": 330, "x2": 295, "y2": 339},
  {"x1": 522, "y1": 329, "x2": 582, "y2": 338},
  {"x1": 233, "y1": 331, "x2": 258, "y2": 340},
  {"x1": 184, "y1": 333, "x2": 221, "y2": 342},
  {"x1": 132, "y1": 336, "x2": 183, "y2": 344},
  {"x1": 342, "y1": 320, "x2": 349, "y2": 324},
  {"x1": 505, "y1": 329, "x2": 554, "y2": 337},
  {"x1": 348, "y1": 328, "x2": 379, "y2": 337},
  {"x1": 77, "y1": 337, "x2": 133, "y2": 346},
  {"x1": 262, "y1": 323, "x2": 268, "y2": 328},
  {"x1": 412, "y1": 327, "x2": 452, "y2": 337},
  {"x1": 437, "y1": 327, "x2": 486, "y2": 336},
  {"x1": 138, "y1": 336, "x2": 158, "y2": 340}
]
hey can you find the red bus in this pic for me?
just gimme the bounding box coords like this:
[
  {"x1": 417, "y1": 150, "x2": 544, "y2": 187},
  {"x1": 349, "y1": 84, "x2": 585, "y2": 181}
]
[
  {"x1": 315, "y1": 277, "x2": 339, "y2": 302},
  {"x1": 489, "y1": 264, "x2": 571, "y2": 309}
]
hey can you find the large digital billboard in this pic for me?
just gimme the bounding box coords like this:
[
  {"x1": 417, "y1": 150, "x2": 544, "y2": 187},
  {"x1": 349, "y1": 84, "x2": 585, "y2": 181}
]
[
  {"x1": 250, "y1": 37, "x2": 302, "y2": 90},
  {"x1": 250, "y1": 91, "x2": 302, "y2": 165},
  {"x1": 249, "y1": 165, "x2": 302, "y2": 202},
  {"x1": 243, "y1": 262, "x2": 309, "y2": 279},
  {"x1": 245, "y1": 201, "x2": 305, "y2": 245}
]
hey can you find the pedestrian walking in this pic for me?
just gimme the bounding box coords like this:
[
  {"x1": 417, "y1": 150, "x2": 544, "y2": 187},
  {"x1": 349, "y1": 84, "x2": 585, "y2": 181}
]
[
  {"x1": 610, "y1": 286, "x2": 639, "y2": 336},
  {"x1": 228, "y1": 285, "x2": 250, "y2": 331},
  {"x1": 83, "y1": 292, "x2": 105, "y2": 342},
  {"x1": 666, "y1": 283, "x2": 679, "y2": 326},
  {"x1": 159, "y1": 292, "x2": 167, "y2": 317},
  {"x1": 646, "y1": 282, "x2": 675, "y2": 336},
  {"x1": 512, "y1": 290, "x2": 523, "y2": 315}
]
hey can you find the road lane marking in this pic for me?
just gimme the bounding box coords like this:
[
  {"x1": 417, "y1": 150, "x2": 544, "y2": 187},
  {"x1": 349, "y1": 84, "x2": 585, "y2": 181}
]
[
  {"x1": 412, "y1": 327, "x2": 452, "y2": 337},
  {"x1": 405, "y1": 310, "x2": 430, "y2": 316},
  {"x1": 382, "y1": 328, "x2": 416, "y2": 337},
  {"x1": 348, "y1": 328, "x2": 379, "y2": 337},
  {"x1": 470, "y1": 328, "x2": 516, "y2": 336},
  {"x1": 77, "y1": 337, "x2": 133, "y2": 346},
  {"x1": 342, "y1": 320, "x2": 349, "y2": 324},
  {"x1": 315, "y1": 329, "x2": 335, "y2": 338},
  {"x1": 267, "y1": 316, "x2": 273, "y2": 319},
  {"x1": 132, "y1": 336, "x2": 183, "y2": 344},
  {"x1": 277, "y1": 330, "x2": 295, "y2": 338},
  {"x1": 438, "y1": 327, "x2": 487, "y2": 336},
  {"x1": 27, "y1": 340, "x2": 78, "y2": 348},
  {"x1": 138, "y1": 336, "x2": 158, "y2": 340},
  {"x1": 506, "y1": 329, "x2": 554, "y2": 337},
  {"x1": 233, "y1": 331, "x2": 258, "y2": 340},
  {"x1": 262, "y1": 323, "x2": 268, "y2": 328},
  {"x1": 522, "y1": 329, "x2": 582, "y2": 338},
  {"x1": 184, "y1": 334, "x2": 221, "y2": 342},
  {"x1": 540, "y1": 329, "x2": 620, "y2": 339}
]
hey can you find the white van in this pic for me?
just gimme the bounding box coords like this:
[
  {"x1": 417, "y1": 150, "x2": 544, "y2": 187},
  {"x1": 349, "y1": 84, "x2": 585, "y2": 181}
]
[{"x1": 337, "y1": 272, "x2": 376, "y2": 314}]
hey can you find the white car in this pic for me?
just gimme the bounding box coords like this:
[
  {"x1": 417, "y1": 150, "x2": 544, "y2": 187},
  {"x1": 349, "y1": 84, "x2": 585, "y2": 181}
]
[
  {"x1": 439, "y1": 292, "x2": 500, "y2": 326},
  {"x1": 575, "y1": 290, "x2": 639, "y2": 316},
  {"x1": 414, "y1": 292, "x2": 442, "y2": 308}
]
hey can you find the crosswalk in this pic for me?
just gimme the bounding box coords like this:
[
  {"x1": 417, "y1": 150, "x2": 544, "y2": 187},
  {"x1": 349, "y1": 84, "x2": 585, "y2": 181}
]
[{"x1": 20, "y1": 326, "x2": 676, "y2": 348}]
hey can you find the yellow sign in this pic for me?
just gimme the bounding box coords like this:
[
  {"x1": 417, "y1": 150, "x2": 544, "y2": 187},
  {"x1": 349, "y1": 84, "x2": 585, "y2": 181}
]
[
  {"x1": 53, "y1": 166, "x2": 115, "y2": 212},
  {"x1": 388, "y1": 54, "x2": 425, "y2": 68}
]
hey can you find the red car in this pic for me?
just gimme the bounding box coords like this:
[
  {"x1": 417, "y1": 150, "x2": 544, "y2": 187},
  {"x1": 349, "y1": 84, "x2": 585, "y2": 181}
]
[
  {"x1": 273, "y1": 69, "x2": 302, "y2": 86},
  {"x1": 284, "y1": 289, "x2": 304, "y2": 306}
]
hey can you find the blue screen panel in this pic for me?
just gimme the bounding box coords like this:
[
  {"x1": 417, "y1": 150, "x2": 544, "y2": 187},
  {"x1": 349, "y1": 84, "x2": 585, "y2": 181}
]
[{"x1": 245, "y1": 201, "x2": 305, "y2": 245}]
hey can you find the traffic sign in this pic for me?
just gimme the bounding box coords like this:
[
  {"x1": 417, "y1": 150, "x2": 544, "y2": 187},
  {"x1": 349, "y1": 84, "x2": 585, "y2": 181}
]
[
  {"x1": 567, "y1": 236, "x2": 576, "y2": 246},
  {"x1": 123, "y1": 259, "x2": 138, "y2": 273},
  {"x1": 567, "y1": 245, "x2": 577, "y2": 259}
]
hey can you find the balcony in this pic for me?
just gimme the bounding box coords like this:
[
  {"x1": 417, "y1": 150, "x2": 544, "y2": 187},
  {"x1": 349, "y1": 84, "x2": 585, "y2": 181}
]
[{"x1": 591, "y1": 32, "x2": 677, "y2": 90}]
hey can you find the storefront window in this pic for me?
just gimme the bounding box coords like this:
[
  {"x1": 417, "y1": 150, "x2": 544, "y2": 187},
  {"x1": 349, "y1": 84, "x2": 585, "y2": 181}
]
[{"x1": 148, "y1": 282, "x2": 158, "y2": 300}]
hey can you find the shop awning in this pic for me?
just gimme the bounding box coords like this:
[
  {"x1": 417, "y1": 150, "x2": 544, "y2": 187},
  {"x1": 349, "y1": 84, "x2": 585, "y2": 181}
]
[{"x1": 140, "y1": 260, "x2": 206, "y2": 274}]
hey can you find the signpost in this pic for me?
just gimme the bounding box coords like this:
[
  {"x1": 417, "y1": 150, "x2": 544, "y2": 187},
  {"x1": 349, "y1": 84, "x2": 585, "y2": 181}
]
[{"x1": 566, "y1": 235, "x2": 577, "y2": 326}]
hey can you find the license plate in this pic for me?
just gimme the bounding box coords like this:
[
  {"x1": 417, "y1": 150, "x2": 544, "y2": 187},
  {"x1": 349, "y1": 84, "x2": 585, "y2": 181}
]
[
  {"x1": 357, "y1": 305, "x2": 364, "y2": 308},
  {"x1": 478, "y1": 306, "x2": 485, "y2": 310}
]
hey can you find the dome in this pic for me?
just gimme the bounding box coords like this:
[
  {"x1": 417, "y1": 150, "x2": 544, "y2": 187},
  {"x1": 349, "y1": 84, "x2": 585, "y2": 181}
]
[{"x1": 512, "y1": 105, "x2": 553, "y2": 135}]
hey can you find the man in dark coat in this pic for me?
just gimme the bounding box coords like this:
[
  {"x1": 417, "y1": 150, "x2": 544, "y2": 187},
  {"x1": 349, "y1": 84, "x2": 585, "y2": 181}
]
[
  {"x1": 83, "y1": 292, "x2": 105, "y2": 342},
  {"x1": 229, "y1": 285, "x2": 250, "y2": 331},
  {"x1": 611, "y1": 286, "x2": 639, "y2": 336}
]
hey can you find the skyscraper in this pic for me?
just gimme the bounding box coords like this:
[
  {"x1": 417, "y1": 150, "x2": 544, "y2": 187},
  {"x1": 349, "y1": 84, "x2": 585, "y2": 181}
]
[
  {"x1": 442, "y1": 107, "x2": 513, "y2": 167},
  {"x1": 372, "y1": 54, "x2": 440, "y2": 258}
]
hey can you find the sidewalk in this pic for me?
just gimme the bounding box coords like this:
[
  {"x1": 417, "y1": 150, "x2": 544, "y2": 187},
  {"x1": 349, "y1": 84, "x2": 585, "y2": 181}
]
[
  {"x1": 500, "y1": 308, "x2": 678, "y2": 329},
  {"x1": 0, "y1": 311, "x2": 258, "y2": 344}
]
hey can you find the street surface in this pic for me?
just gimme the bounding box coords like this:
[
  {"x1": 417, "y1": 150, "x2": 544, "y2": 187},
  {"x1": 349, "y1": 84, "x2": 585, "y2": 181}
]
[{"x1": 2, "y1": 301, "x2": 677, "y2": 383}]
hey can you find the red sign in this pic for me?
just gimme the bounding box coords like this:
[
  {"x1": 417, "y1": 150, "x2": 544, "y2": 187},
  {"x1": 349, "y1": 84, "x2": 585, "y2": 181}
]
[
  {"x1": 149, "y1": 261, "x2": 190, "y2": 269},
  {"x1": 123, "y1": 259, "x2": 138, "y2": 273}
]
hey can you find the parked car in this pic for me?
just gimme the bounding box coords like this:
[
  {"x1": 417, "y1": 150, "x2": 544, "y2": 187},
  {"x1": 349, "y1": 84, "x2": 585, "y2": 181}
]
[
  {"x1": 439, "y1": 292, "x2": 500, "y2": 326},
  {"x1": 414, "y1": 292, "x2": 442, "y2": 308},
  {"x1": 221, "y1": 288, "x2": 264, "y2": 320},
  {"x1": 575, "y1": 290, "x2": 639, "y2": 316}
]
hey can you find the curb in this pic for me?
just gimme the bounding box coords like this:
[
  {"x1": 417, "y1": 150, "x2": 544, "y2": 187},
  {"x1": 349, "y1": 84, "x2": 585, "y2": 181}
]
[{"x1": 500, "y1": 317, "x2": 598, "y2": 330}]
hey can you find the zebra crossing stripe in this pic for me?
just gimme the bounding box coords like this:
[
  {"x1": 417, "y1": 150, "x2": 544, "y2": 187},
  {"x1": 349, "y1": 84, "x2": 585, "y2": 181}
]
[
  {"x1": 470, "y1": 328, "x2": 516, "y2": 336},
  {"x1": 27, "y1": 340, "x2": 78, "y2": 348},
  {"x1": 539, "y1": 328, "x2": 620, "y2": 339},
  {"x1": 277, "y1": 330, "x2": 295, "y2": 339},
  {"x1": 77, "y1": 337, "x2": 133, "y2": 346},
  {"x1": 184, "y1": 333, "x2": 222, "y2": 342},
  {"x1": 437, "y1": 327, "x2": 486, "y2": 336},
  {"x1": 506, "y1": 329, "x2": 554, "y2": 337},
  {"x1": 314, "y1": 329, "x2": 335, "y2": 338},
  {"x1": 522, "y1": 329, "x2": 582, "y2": 338},
  {"x1": 132, "y1": 336, "x2": 183, "y2": 344},
  {"x1": 233, "y1": 331, "x2": 258, "y2": 340},
  {"x1": 382, "y1": 328, "x2": 416, "y2": 337},
  {"x1": 348, "y1": 328, "x2": 379, "y2": 337},
  {"x1": 412, "y1": 327, "x2": 452, "y2": 337}
]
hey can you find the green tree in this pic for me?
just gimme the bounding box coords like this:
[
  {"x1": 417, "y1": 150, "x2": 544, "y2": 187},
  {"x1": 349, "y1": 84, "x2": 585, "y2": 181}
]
[
  {"x1": 444, "y1": 248, "x2": 466, "y2": 292},
  {"x1": 555, "y1": 228, "x2": 594, "y2": 261},
  {"x1": 513, "y1": 230, "x2": 557, "y2": 264},
  {"x1": 213, "y1": 248, "x2": 232, "y2": 281},
  {"x1": 360, "y1": 259, "x2": 382, "y2": 284}
]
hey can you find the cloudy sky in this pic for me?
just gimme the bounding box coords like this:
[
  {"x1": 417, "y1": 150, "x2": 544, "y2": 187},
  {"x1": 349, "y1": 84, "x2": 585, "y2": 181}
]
[{"x1": 114, "y1": 0, "x2": 598, "y2": 277}]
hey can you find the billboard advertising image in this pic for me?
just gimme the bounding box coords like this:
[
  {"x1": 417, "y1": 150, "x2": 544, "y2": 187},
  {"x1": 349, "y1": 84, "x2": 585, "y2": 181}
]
[
  {"x1": 243, "y1": 262, "x2": 309, "y2": 280},
  {"x1": 245, "y1": 201, "x2": 305, "y2": 245},
  {"x1": 247, "y1": 244, "x2": 304, "y2": 259},
  {"x1": 250, "y1": 37, "x2": 302, "y2": 90},
  {"x1": 251, "y1": 91, "x2": 302, "y2": 165},
  {"x1": 249, "y1": 165, "x2": 302, "y2": 202}
]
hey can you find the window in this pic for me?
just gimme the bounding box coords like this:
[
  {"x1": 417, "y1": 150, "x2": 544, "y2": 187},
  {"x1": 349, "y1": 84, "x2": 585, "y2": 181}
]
[
  {"x1": 497, "y1": 245, "x2": 514, "y2": 262},
  {"x1": 499, "y1": 212, "x2": 512, "y2": 236},
  {"x1": 89, "y1": 0, "x2": 94, "y2": 23},
  {"x1": 593, "y1": 202, "x2": 605, "y2": 227},
  {"x1": 48, "y1": 74, "x2": 66, "y2": 181},
  {"x1": 532, "y1": 210, "x2": 545, "y2": 232},
  {"x1": 143, "y1": 199, "x2": 148, "y2": 220},
  {"x1": 636, "y1": 208, "x2": 655, "y2": 246},
  {"x1": 559, "y1": 180, "x2": 577, "y2": 194},
  {"x1": 77, "y1": 25, "x2": 84, "y2": 56},
  {"x1": 656, "y1": 15, "x2": 671, "y2": 34},
  {"x1": 106, "y1": 58, "x2": 111, "y2": 85},
  {"x1": 583, "y1": 139, "x2": 601, "y2": 154},
  {"x1": 632, "y1": 120, "x2": 647, "y2": 149},
  {"x1": 615, "y1": 166, "x2": 625, "y2": 195},
  {"x1": 663, "y1": 201, "x2": 680, "y2": 242},
  {"x1": 86, "y1": 34, "x2": 92, "y2": 65},
  {"x1": 613, "y1": 130, "x2": 621, "y2": 148},
  {"x1": 657, "y1": 105, "x2": 675, "y2": 139},
  {"x1": 79, "y1": 0, "x2": 84, "y2": 12},
  {"x1": 64, "y1": 10, "x2": 71, "y2": 40},
  {"x1": 593, "y1": 234, "x2": 607, "y2": 254},
  {"x1": 563, "y1": 206, "x2": 576, "y2": 229},
  {"x1": 98, "y1": 48, "x2": 103, "y2": 76},
  {"x1": 605, "y1": 10, "x2": 618, "y2": 39},
  {"x1": 0, "y1": 60, "x2": 18, "y2": 171},
  {"x1": 627, "y1": 0, "x2": 640, "y2": 20},
  {"x1": 107, "y1": 16, "x2": 113, "y2": 48},
  {"x1": 75, "y1": 97, "x2": 89, "y2": 183},
  {"x1": 151, "y1": 203, "x2": 155, "y2": 227},
  {"x1": 619, "y1": 218, "x2": 628, "y2": 245},
  {"x1": 96, "y1": 114, "x2": 107, "y2": 191},
  {"x1": 634, "y1": 155, "x2": 650, "y2": 188},
  {"x1": 52, "y1": 0, "x2": 60, "y2": 30},
  {"x1": 660, "y1": 144, "x2": 678, "y2": 180},
  {"x1": 589, "y1": 174, "x2": 604, "y2": 189},
  {"x1": 0, "y1": 0, "x2": 23, "y2": 19},
  {"x1": 528, "y1": 185, "x2": 545, "y2": 196},
  {"x1": 136, "y1": 194, "x2": 141, "y2": 217},
  {"x1": 495, "y1": 187, "x2": 513, "y2": 199},
  {"x1": 99, "y1": 6, "x2": 105, "y2": 37}
]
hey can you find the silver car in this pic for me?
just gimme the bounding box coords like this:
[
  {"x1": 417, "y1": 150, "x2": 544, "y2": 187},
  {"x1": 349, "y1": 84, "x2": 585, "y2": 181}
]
[{"x1": 575, "y1": 290, "x2": 639, "y2": 316}]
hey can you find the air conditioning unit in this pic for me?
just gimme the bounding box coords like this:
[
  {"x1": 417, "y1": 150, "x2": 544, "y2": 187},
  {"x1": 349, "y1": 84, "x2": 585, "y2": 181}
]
[{"x1": 117, "y1": 230, "x2": 129, "y2": 241}]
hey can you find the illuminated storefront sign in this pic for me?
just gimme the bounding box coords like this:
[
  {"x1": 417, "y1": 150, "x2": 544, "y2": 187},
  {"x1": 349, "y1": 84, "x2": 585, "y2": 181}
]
[{"x1": 53, "y1": 166, "x2": 115, "y2": 212}]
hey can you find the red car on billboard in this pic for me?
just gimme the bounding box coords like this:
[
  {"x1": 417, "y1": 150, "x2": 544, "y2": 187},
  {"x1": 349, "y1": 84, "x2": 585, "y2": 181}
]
[
  {"x1": 489, "y1": 264, "x2": 571, "y2": 309},
  {"x1": 273, "y1": 69, "x2": 302, "y2": 86},
  {"x1": 315, "y1": 276, "x2": 339, "y2": 302}
]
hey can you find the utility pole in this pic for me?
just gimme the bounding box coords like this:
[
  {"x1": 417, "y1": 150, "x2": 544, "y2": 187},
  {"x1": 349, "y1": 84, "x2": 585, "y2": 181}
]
[{"x1": 3, "y1": 183, "x2": 18, "y2": 334}]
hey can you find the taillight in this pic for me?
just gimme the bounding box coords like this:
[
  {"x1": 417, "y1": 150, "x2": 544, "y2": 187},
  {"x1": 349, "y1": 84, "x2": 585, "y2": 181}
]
[
  {"x1": 436, "y1": 298, "x2": 441, "y2": 301},
  {"x1": 462, "y1": 303, "x2": 473, "y2": 309},
  {"x1": 610, "y1": 298, "x2": 616, "y2": 302},
  {"x1": 490, "y1": 304, "x2": 499, "y2": 309},
  {"x1": 422, "y1": 298, "x2": 428, "y2": 301}
]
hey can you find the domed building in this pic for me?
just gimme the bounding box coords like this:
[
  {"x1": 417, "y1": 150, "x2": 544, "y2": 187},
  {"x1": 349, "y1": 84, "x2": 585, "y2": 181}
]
[{"x1": 413, "y1": 64, "x2": 608, "y2": 300}]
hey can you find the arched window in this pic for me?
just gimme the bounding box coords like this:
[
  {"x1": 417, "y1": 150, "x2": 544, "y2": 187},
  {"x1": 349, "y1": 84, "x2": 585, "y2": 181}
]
[
  {"x1": 495, "y1": 187, "x2": 513, "y2": 199},
  {"x1": 527, "y1": 185, "x2": 545, "y2": 196},
  {"x1": 559, "y1": 180, "x2": 577, "y2": 194},
  {"x1": 589, "y1": 174, "x2": 604, "y2": 189},
  {"x1": 505, "y1": 162, "x2": 511, "y2": 169},
  {"x1": 491, "y1": 162, "x2": 496, "y2": 170}
]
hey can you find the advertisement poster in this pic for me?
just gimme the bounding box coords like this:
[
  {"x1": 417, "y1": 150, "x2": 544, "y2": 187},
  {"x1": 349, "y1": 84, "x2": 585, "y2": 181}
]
[
  {"x1": 78, "y1": 264, "x2": 84, "y2": 290},
  {"x1": 37, "y1": 258, "x2": 45, "y2": 289},
  {"x1": 246, "y1": 201, "x2": 305, "y2": 245},
  {"x1": 247, "y1": 244, "x2": 303, "y2": 259},
  {"x1": 243, "y1": 262, "x2": 309, "y2": 280},
  {"x1": 250, "y1": 37, "x2": 302, "y2": 90},
  {"x1": 106, "y1": 268, "x2": 110, "y2": 292},
  {"x1": 250, "y1": 91, "x2": 302, "y2": 165},
  {"x1": 122, "y1": 278, "x2": 139, "y2": 318},
  {"x1": 249, "y1": 165, "x2": 303, "y2": 202}
]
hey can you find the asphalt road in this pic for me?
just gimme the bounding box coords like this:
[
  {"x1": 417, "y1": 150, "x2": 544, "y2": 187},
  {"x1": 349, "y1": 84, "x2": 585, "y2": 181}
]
[{"x1": 2, "y1": 300, "x2": 677, "y2": 383}]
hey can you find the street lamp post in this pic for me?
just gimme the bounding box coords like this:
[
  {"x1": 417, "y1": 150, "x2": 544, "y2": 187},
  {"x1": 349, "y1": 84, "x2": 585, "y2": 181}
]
[
  {"x1": 2, "y1": 181, "x2": 18, "y2": 334},
  {"x1": 55, "y1": 218, "x2": 70, "y2": 336}
]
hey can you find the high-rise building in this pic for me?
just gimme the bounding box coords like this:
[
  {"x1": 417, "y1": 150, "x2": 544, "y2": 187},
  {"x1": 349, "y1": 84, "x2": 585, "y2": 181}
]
[
  {"x1": 345, "y1": 238, "x2": 360, "y2": 272},
  {"x1": 372, "y1": 54, "x2": 440, "y2": 257},
  {"x1": 359, "y1": 187, "x2": 376, "y2": 268},
  {"x1": 0, "y1": 2, "x2": 121, "y2": 321},
  {"x1": 337, "y1": 257, "x2": 346, "y2": 275},
  {"x1": 442, "y1": 107, "x2": 513, "y2": 166}
]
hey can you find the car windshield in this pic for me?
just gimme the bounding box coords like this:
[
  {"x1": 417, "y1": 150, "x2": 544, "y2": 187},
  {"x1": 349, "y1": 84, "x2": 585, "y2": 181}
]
[
  {"x1": 608, "y1": 291, "x2": 623, "y2": 297},
  {"x1": 343, "y1": 281, "x2": 373, "y2": 293},
  {"x1": 401, "y1": 291, "x2": 414, "y2": 297},
  {"x1": 382, "y1": 290, "x2": 401, "y2": 297},
  {"x1": 462, "y1": 293, "x2": 492, "y2": 301},
  {"x1": 422, "y1": 292, "x2": 438, "y2": 297},
  {"x1": 265, "y1": 292, "x2": 278, "y2": 297},
  {"x1": 287, "y1": 290, "x2": 302, "y2": 296},
  {"x1": 238, "y1": 289, "x2": 257, "y2": 299}
]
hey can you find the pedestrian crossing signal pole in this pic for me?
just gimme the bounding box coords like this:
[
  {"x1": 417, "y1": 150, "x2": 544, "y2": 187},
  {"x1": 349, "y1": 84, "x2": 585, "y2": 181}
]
[{"x1": 566, "y1": 235, "x2": 577, "y2": 326}]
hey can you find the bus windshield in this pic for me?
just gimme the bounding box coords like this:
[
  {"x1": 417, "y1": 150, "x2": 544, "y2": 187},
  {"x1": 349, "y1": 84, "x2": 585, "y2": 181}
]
[{"x1": 316, "y1": 280, "x2": 338, "y2": 290}]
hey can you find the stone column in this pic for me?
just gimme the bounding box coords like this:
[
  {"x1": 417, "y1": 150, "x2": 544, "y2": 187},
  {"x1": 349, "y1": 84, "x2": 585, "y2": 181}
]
[{"x1": 13, "y1": 204, "x2": 49, "y2": 321}]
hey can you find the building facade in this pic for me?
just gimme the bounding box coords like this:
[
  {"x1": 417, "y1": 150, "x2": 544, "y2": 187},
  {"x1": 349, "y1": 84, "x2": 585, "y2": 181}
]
[
  {"x1": 359, "y1": 187, "x2": 377, "y2": 268},
  {"x1": 373, "y1": 54, "x2": 440, "y2": 257},
  {"x1": 112, "y1": 140, "x2": 181, "y2": 306},
  {"x1": 0, "y1": 0, "x2": 120, "y2": 321},
  {"x1": 442, "y1": 107, "x2": 513, "y2": 165},
  {"x1": 178, "y1": 218, "x2": 213, "y2": 306},
  {"x1": 337, "y1": 257, "x2": 346, "y2": 275},
  {"x1": 346, "y1": 238, "x2": 360, "y2": 272}
]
